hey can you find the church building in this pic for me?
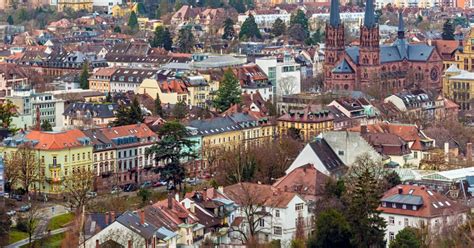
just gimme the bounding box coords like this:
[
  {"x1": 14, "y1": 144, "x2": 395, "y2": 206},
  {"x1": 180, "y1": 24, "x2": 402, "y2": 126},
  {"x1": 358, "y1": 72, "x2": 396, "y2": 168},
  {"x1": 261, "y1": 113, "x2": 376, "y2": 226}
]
[{"x1": 324, "y1": 0, "x2": 443, "y2": 93}]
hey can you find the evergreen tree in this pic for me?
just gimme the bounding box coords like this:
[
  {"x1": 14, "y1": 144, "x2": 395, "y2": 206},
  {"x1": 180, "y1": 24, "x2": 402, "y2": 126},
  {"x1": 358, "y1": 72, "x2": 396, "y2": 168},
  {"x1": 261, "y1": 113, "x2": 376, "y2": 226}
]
[
  {"x1": 442, "y1": 19, "x2": 455, "y2": 40},
  {"x1": 239, "y1": 14, "x2": 261, "y2": 40},
  {"x1": 172, "y1": 100, "x2": 188, "y2": 119},
  {"x1": 145, "y1": 121, "x2": 197, "y2": 192},
  {"x1": 271, "y1": 18, "x2": 286, "y2": 37},
  {"x1": 151, "y1": 26, "x2": 173, "y2": 50},
  {"x1": 347, "y1": 159, "x2": 387, "y2": 248},
  {"x1": 389, "y1": 227, "x2": 421, "y2": 248},
  {"x1": 290, "y1": 9, "x2": 308, "y2": 34},
  {"x1": 112, "y1": 98, "x2": 144, "y2": 126},
  {"x1": 7, "y1": 15, "x2": 14, "y2": 25},
  {"x1": 175, "y1": 0, "x2": 184, "y2": 11},
  {"x1": 79, "y1": 63, "x2": 90, "y2": 90},
  {"x1": 154, "y1": 94, "x2": 164, "y2": 116},
  {"x1": 213, "y1": 68, "x2": 241, "y2": 112},
  {"x1": 128, "y1": 11, "x2": 139, "y2": 32},
  {"x1": 205, "y1": 0, "x2": 221, "y2": 8},
  {"x1": 137, "y1": 2, "x2": 146, "y2": 15},
  {"x1": 40, "y1": 120, "x2": 53, "y2": 131},
  {"x1": 310, "y1": 27, "x2": 324, "y2": 44},
  {"x1": 383, "y1": 170, "x2": 401, "y2": 191},
  {"x1": 113, "y1": 26, "x2": 121, "y2": 33},
  {"x1": 313, "y1": 209, "x2": 352, "y2": 248},
  {"x1": 222, "y1": 18, "x2": 235, "y2": 40},
  {"x1": 288, "y1": 23, "x2": 308, "y2": 42},
  {"x1": 177, "y1": 26, "x2": 195, "y2": 53},
  {"x1": 105, "y1": 92, "x2": 112, "y2": 103}
]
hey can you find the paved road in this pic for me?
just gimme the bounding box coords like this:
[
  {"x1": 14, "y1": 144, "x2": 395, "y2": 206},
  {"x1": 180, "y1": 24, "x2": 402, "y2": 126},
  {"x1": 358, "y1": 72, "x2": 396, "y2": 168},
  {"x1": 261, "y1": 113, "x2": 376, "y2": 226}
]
[{"x1": 5, "y1": 227, "x2": 68, "y2": 248}]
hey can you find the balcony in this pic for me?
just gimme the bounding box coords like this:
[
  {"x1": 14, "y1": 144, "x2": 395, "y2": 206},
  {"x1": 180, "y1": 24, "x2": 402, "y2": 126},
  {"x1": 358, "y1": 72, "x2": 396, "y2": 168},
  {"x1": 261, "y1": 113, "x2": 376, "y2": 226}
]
[
  {"x1": 48, "y1": 163, "x2": 62, "y2": 169},
  {"x1": 45, "y1": 176, "x2": 65, "y2": 183}
]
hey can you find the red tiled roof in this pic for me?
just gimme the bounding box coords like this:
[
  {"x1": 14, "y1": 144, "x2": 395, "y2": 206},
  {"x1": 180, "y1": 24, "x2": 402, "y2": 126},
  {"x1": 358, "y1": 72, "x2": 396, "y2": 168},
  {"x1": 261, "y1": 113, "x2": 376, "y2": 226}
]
[
  {"x1": 159, "y1": 79, "x2": 188, "y2": 94},
  {"x1": 26, "y1": 129, "x2": 89, "y2": 150},
  {"x1": 224, "y1": 182, "x2": 298, "y2": 208},
  {"x1": 100, "y1": 124, "x2": 157, "y2": 140},
  {"x1": 378, "y1": 185, "x2": 469, "y2": 218}
]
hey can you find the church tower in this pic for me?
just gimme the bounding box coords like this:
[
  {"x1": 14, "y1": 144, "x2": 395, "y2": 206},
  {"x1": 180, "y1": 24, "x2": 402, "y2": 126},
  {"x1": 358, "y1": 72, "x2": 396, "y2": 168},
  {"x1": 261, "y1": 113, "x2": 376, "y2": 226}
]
[
  {"x1": 359, "y1": 0, "x2": 380, "y2": 88},
  {"x1": 324, "y1": 0, "x2": 345, "y2": 80}
]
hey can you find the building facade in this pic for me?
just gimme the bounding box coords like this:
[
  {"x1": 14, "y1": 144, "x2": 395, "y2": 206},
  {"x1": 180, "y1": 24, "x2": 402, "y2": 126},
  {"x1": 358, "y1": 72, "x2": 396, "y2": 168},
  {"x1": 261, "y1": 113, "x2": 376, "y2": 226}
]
[{"x1": 324, "y1": 0, "x2": 442, "y2": 92}]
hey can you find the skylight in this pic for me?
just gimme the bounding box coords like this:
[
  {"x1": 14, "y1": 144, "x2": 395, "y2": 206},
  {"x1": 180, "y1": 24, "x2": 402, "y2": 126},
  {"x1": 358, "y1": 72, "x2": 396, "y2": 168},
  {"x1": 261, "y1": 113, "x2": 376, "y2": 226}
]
[
  {"x1": 445, "y1": 201, "x2": 451, "y2": 206},
  {"x1": 427, "y1": 190, "x2": 434, "y2": 196},
  {"x1": 432, "y1": 203, "x2": 438, "y2": 209}
]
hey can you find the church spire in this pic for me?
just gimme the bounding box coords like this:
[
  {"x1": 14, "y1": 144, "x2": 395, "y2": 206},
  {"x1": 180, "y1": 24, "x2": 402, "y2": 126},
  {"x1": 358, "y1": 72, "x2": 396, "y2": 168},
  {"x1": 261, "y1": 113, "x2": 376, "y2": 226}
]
[
  {"x1": 364, "y1": 0, "x2": 376, "y2": 28},
  {"x1": 397, "y1": 11, "x2": 405, "y2": 40},
  {"x1": 329, "y1": 0, "x2": 341, "y2": 27}
]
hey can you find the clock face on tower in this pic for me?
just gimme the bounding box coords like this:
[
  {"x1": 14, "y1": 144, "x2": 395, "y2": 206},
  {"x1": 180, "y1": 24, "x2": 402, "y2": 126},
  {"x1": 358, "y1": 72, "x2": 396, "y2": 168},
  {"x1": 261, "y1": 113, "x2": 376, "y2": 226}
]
[{"x1": 430, "y1": 68, "x2": 439, "y2": 81}]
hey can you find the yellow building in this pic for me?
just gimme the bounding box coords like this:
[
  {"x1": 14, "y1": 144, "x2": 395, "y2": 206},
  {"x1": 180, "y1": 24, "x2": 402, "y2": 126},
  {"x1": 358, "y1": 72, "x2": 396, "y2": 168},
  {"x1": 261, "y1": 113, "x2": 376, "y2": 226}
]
[
  {"x1": 277, "y1": 106, "x2": 334, "y2": 141},
  {"x1": 1, "y1": 129, "x2": 93, "y2": 194},
  {"x1": 111, "y1": 3, "x2": 138, "y2": 18},
  {"x1": 138, "y1": 17, "x2": 163, "y2": 32},
  {"x1": 442, "y1": 64, "x2": 473, "y2": 111},
  {"x1": 444, "y1": 30, "x2": 474, "y2": 72},
  {"x1": 57, "y1": 0, "x2": 93, "y2": 12},
  {"x1": 89, "y1": 67, "x2": 117, "y2": 93}
]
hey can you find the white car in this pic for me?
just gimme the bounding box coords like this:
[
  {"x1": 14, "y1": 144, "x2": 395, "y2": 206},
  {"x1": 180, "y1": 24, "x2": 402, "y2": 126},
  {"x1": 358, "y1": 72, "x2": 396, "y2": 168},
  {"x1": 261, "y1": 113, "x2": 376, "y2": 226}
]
[
  {"x1": 6, "y1": 210, "x2": 16, "y2": 216},
  {"x1": 86, "y1": 192, "x2": 97, "y2": 198}
]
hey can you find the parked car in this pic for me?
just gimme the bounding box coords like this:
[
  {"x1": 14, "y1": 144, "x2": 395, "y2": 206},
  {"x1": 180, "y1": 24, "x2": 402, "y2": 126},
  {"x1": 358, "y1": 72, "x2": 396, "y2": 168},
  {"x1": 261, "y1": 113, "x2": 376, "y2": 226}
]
[
  {"x1": 6, "y1": 210, "x2": 16, "y2": 216},
  {"x1": 86, "y1": 192, "x2": 97, "y2": 198},
  {"x1": 140, "y1": 181, "x2": 152, "y2": 189},
  {"x1": 187, "y1": 178, "x2": 202, "y2": 186},
  {"x1": 3, "y1": 193, "x2": 9, "y2": 198},
  {"x1": 12, "y1": 194, "x2": 22, "y2": 201},
  {"x1": 19, "y1": 204, "x2": 31, "y2": 212},
  {"x1": 152, "y1": 181, "x2": 163, "y2": 187},
  {"x1": 111, "y1": 186, "x2": 121, "y2": 194},
  {"x1": 124, "y1": 183, "x2": 138, "y2": 192}
]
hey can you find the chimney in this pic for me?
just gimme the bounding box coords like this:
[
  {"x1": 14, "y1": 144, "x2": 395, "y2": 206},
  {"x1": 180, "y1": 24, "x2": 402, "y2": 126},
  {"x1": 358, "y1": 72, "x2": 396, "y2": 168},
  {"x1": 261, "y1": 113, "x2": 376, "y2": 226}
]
[
  {"x1": 96, "y1": 240, "x2": 100, "y2": 248},
  {"x1": 168, "y1": 192, "x2": 173, "y2": 209},
  {"x1": 361, "y1": 125, "x2": 368, "y2": 134},
  {"x1": 128, "y1": 240, "x2": 132, "y2": 248},
  {"x1": 105, "y1": 212, "x2": 109, "y2": 225},
  {"x1": 284, "y1": 185, "x2": 288, "y2": 192},
  {"x1": 110, "y1": 211, "x2": 115, "y2": 222},
  {"x1": 139, "y1": 209, "x2": 145, "y2": 225},
  {"x1": 190, "y1": 202, "x2": 195, "y2": 213},
  {"x1": 398, "y1": 186, "x2": 403, "y2": 194},
  {"x1": 467, "y1": 143, "x2": 473, "y2": 161},
  {"x1": 218, "y1": 186, "x2": 224, "y2": 193}
]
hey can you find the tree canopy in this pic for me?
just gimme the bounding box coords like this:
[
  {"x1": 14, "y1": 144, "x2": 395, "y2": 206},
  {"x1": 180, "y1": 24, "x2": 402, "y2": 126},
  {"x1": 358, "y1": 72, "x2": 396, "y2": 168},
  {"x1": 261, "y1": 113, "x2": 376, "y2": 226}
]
[
  {"x1": 112, "y1": 98, "x2": 144, "y2": 126},
  {"x1": 79, "y1": 63, "x2": 90, "y2": 90},
  {"x1": 313, "y1": 209, "x2": 352, "y2": 248},
  {"x1": 389, "y1": 227, "x2": 421, "y2": 248},
  {"x1": 151, "y1": 26, "x2": 173, "y2": 50},
  {"x1": 177, "y1": 26, "x2": 196, "y2": 53},
  {"x1": 442, "y1": 19, "x2": 455, "y2": 40},
  {"x1": 0, "y1": 100, "x2": 18, "y2": 132},
  {"x1": 41, "y1": 120, "x2": 53, "y2": 131},
  {"x1": 128, "y1": 11, "x2": 139, "y2": 32},
  {"x1": 271, "y1": 18, "x2": 286, "y2": 37},
  {"x1": 213, "y1": 68, "x2": 241, "y2": 112},
  {"x1": 239, "y1": 14, "x2": 261, "y2": 40},
  {"x1": 222, "y1": 18, "x2": 235, "y2": 40}
]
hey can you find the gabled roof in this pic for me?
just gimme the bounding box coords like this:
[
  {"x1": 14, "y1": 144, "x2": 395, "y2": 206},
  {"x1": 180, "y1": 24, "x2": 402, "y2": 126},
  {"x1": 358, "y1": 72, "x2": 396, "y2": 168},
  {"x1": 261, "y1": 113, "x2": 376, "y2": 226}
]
[
  {"x1": 63, "y1": 103, "x2": 118, "y2": 119},
  {"x1": 99, "y1": 124, "x2": 157, "y2": 140},
  {"x1": 332, "y1": 59, "x2": 354, "y2": 73},
  {"x1": 23, "y1": 129, "x2": 90, "y2": 150},
  {"x1": 116, "y1": 211, "x2": 158, "y2": 239},
  {"x1": 224, "y1": 182, "x2": 299, "y2": 208},
  {"x1": 309, "y1": 138, "x2": 346, "y2": 173},
  {"x1": 378, "y1": 185, "x2": 469, "y2": 218}
]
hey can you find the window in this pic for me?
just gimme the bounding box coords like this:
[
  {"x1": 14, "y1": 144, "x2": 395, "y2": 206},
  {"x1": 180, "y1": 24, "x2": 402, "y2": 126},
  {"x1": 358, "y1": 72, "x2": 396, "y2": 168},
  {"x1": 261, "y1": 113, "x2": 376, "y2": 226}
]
[
  {"x1": 392, "y1": 203, "x2": 396, "y2": 208},
  {"x1": 275, "y1": 210, "x2": 280, "y2": 218},
  {"x1": 389, "y1": 232, "x2": 395, "y2": 241},
  {"x1": 389, "y1": 216, "x2": 395, "y2": 225},
  {"x1": 402, "y1": 204, "x2": 407, "y2": 209},
  {"x1": 273, "y1": 226, "x2": 282, "y2": 235},
  {"x1": 295, "y1": 203, "x2": 304, "y2": 211},
  {"x1": 259, "y1": 219, "x2": 264, "y2": 227},
  {"x1": 404, "y1": 218, "x2": 409, "y2": 226},
  {"x1": 65, "y1": 155, "x2": 68, "y2": 163},
  {"x1": 338, "y1": 150, "x2": 344, "y2": 156},
  {"x1": 414, "y1": 151, "x2": 418, "y2": 159},
  {"x1": 382, "y1": 202, "x2": 386, "y2": 207},
  {"x1": 412, "y1": 205, "x2": 417, "y2": 211}
]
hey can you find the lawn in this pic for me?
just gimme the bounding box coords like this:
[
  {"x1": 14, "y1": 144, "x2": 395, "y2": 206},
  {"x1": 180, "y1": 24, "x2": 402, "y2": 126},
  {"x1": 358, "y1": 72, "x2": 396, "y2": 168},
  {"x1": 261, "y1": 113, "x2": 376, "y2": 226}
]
[
  {"x1": 20, "y1": 233, "x2": 65, "y2": 248},
  {"x1": 9, "y1": 228, "x2": 28, "y2": 244},
  {"x1": 47, "y1": 213, "x2": 75, "y2": 230}
]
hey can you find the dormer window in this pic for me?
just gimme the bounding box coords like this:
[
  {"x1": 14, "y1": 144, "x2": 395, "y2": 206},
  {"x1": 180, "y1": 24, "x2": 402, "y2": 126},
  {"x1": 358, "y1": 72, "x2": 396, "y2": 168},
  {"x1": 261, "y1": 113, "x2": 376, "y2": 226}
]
[
  {"x1": 412, "y1": 205, "x2": 417, "y2": 211},
  {"x1": 382, "y1": 202, "x2": 386, "y2": 207},
  {"x1": 402, "y1": 204, "x2": 406, "y2": 209},
  {"x1": 392, "y1": 203, "x2": 396, "y2": 208}
]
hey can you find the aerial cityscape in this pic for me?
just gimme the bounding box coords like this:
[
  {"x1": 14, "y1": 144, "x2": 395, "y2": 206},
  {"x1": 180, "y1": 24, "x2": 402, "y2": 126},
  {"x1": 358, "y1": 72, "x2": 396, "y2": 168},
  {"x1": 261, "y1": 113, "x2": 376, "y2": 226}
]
[{"x1": 1, "y1": 0, "x2": 474, "y2": 247}]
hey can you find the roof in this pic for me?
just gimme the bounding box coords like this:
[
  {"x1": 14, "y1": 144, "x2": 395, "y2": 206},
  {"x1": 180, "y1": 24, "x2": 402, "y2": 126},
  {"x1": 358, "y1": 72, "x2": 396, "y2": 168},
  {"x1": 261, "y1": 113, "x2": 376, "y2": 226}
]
[
  {"x1": 224, "y1": 182, "x2": 298, "y2": 208},
  {"x1": 332, "y1": 59, "x2": 354, "y2": 73},
  {"x1": 378, "y1": 185, "x2": 469, "y2": 218},
  {"x1": 22, "y1": 129, "x2": 90, "y2": 150},
  {"x1": 273, "y1": 164, "x2": 329, "y2": 201},
  {"x1": 100, "y1": 124, "x2": 156, "y2": 140},
  {"x1": 116, "y1": 211, "x2": 157, "y2": 239},
  {"x1": 345, "y1": 42, "x2": 435, "y2": 65},
  {"x1": 63, "y1": 103, "x2": 118, "y2": 119},
  {"x1": 329, "y1": 0, "x2": 341, "y2": 27},
  {"x1": 278, "y1": 105, "x2": 334, "y2": 123},
  {"x1": 309, "y1": 138, "x2": 346, "y2": 173}
]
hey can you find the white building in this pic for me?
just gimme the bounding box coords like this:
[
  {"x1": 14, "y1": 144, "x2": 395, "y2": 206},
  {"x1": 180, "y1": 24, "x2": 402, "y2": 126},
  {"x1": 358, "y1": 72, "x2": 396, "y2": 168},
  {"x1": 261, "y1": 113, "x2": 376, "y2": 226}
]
[
  {"x1": 255, "y1": 55, "x2": 301, "y2": 99},
  {"x1": 375, "y1": 0, "x2": 441, "y2": 9},
  {"x1": 224, "y1": 182, "x2": 312, "y2": 247},
  {"x1": 238, "y1": 9, "x2": 291, "y2": 29},
  {"x1": 7, "y1": 89, "x2": 65, "y2": 131},
  {"x1": 93, "y1": 0, "x2": 122, "y2": 14},
  {"x1": 379, "y1": 185, "x2": 469, "y2": 247}
]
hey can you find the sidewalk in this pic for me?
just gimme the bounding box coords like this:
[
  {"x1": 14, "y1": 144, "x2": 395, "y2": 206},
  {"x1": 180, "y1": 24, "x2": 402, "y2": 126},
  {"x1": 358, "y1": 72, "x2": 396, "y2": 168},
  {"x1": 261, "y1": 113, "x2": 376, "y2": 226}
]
[{"x1": 5, "y1": 227, "x2": 68, "y2": 248}]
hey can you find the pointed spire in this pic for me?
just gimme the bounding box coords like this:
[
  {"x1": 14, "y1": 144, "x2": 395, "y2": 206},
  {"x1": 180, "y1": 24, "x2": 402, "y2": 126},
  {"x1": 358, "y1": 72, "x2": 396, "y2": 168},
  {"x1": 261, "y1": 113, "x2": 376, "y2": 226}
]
[
  {"x1": 329, "y1": 0, "x2": 341, "y2": 27},
  {"x1": 398, "y1": 11, "x2": 405, "y2": 40},
  {"x1": 364, "y1": 0, "x2": 376, "y2": 28}
]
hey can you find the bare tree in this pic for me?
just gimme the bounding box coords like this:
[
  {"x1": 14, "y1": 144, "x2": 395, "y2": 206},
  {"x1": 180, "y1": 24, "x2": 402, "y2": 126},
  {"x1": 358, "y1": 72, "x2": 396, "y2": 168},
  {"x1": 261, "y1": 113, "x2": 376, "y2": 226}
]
[
  {"x1": 225, "y1": 183, "x2": 283, "y2": 245},
  {"x1": 62, "y1": 168, "x2": 95, "y2": 213},
  {"x1": 277, "y1": 76, "x2": 297, "y2": 97},
  {"x1": 19, "y1": 203, "x2": 41, "y2": 247},
  {"x1": 4, "y1": 143, "x2": 41, "y2": 195}
]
